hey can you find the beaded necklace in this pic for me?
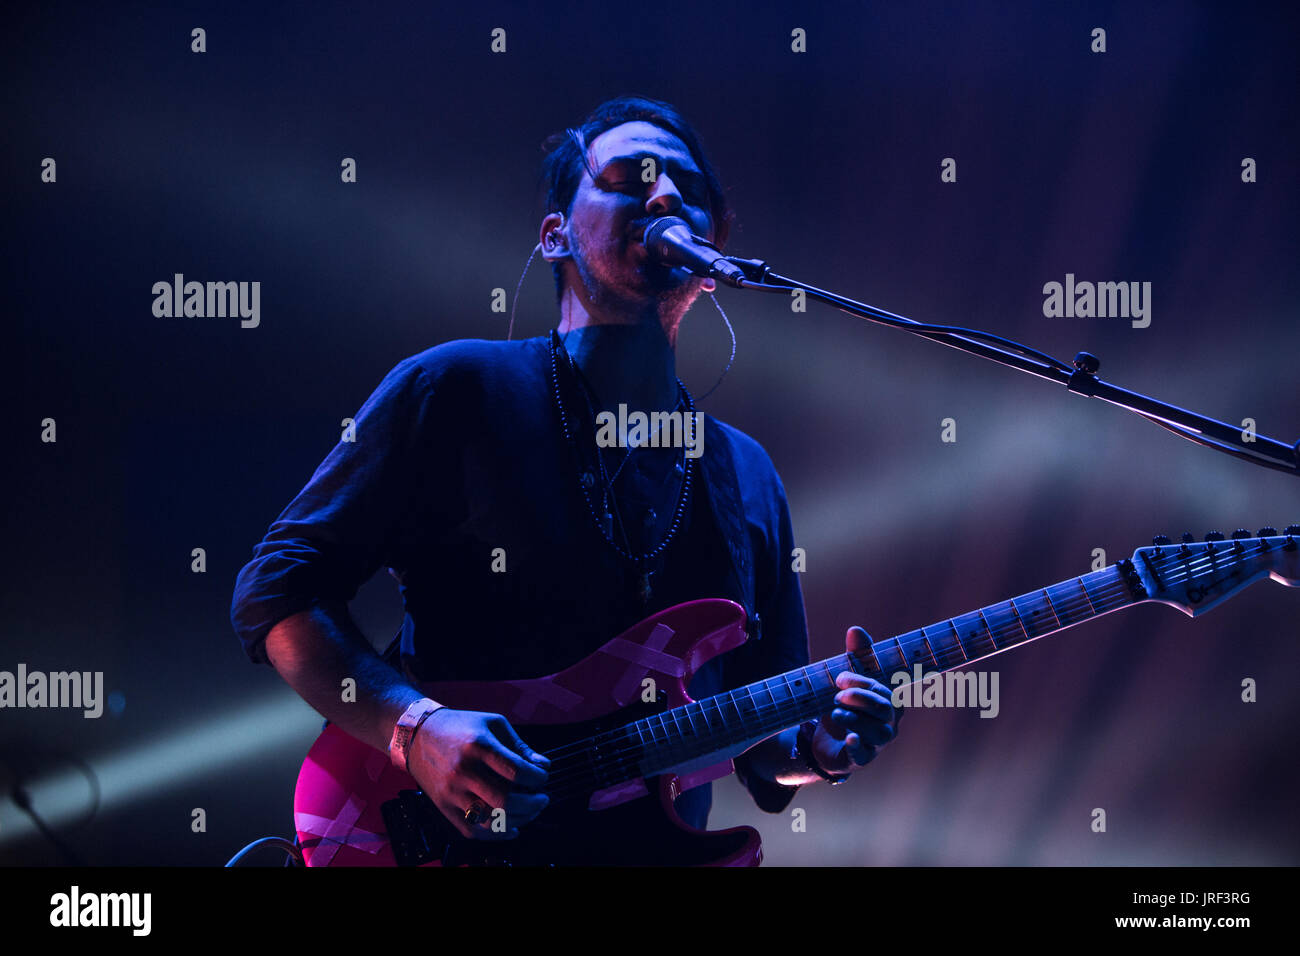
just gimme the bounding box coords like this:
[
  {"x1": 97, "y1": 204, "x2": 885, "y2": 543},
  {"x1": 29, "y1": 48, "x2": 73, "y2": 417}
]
[{"x1": 548, "y1": 329, "x2": 696, "y2": 605}]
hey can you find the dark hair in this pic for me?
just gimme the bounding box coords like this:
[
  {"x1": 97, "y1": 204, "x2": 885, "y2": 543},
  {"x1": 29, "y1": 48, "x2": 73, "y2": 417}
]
[{"x1": 539, "y1": 95, "x2": 734, "y2": 303}]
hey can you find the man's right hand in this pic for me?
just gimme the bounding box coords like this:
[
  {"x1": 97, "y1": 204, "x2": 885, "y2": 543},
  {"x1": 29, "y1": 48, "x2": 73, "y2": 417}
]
[{"x1": 407, "y1": 708, "x2": 551, "y2": 840}]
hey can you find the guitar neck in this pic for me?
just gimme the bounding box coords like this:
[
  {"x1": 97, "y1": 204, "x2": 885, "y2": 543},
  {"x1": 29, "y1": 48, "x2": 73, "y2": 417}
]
[{"x1": 631, "y1": 560, "x2": 1148, "y2": 777}]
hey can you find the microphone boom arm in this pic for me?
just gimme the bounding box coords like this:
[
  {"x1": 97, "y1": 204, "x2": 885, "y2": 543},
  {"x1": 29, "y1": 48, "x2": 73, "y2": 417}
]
[{"x1": 720, "y1": 255, "x2": 1300, "y2": 478}]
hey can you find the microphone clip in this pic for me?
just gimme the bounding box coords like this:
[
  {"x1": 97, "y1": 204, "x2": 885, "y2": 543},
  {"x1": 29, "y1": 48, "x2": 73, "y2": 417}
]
[{"x1": 718, "y1": 255, "x2": 773, "y2": 284}]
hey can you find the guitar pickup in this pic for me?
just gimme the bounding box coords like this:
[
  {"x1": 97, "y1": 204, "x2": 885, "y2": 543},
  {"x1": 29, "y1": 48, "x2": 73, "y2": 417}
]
[{"x1": 381, "y1": 789, "x2": 448, "y2": 867}]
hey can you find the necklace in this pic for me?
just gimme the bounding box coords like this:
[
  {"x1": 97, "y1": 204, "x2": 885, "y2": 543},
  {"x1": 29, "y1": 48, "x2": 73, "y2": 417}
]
[
  {"x1": 548, "y1": 330, "x2": 696, "y2": 605},
  {"x1": 568, "y1": 359, "x2": 686, "y2": 554}
]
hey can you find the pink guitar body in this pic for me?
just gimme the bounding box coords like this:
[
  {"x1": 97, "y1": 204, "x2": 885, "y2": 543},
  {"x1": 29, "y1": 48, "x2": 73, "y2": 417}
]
[
  {"x1": 292, "y1": 527, "x2": 1300, "y2": 865},
  {"x1": 293, "y1": 599, "x2": 764, "y2": 866}
]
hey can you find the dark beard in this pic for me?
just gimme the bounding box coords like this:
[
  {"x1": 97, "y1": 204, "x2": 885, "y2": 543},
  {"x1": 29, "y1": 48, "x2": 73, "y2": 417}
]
[{"x1": 575, "y1": 248, "x2": 695, "y2": 317}]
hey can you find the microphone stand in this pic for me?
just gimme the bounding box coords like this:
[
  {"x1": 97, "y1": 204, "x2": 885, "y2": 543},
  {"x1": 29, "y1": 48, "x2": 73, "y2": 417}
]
[{"x1": 715, "y1": 254, "x2": 1300, "y2": 478}]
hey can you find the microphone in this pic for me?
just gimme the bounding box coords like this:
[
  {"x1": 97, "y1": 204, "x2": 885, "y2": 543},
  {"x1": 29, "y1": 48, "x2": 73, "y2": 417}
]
[{"x1": 642, "y1": 217, "x2": 748, "y2": 288}]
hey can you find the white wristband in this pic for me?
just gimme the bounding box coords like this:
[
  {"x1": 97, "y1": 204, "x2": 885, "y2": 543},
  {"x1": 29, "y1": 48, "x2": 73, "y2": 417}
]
[{"x1": 388, "y1": 697, "x2": 444, "y2": 771}]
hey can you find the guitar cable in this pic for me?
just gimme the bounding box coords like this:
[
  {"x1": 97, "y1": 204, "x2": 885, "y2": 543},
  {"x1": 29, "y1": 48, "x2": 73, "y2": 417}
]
[{"x1": 225, "y1": 835, "x2": 304, "y2": 867}]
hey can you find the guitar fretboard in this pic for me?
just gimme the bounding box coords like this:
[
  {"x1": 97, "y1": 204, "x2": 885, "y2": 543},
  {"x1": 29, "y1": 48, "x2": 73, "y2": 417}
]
[{"x1": 554, "y1": 562, "x2": 1148, "y2": 793}]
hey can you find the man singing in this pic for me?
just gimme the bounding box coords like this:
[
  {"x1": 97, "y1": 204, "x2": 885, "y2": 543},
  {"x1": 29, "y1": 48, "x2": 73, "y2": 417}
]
[{"x1": 231, "y1": 95, "x2": 901, "y2": 862}]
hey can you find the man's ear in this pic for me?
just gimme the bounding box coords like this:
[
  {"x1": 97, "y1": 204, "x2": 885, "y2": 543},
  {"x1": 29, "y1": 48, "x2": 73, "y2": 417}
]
[{"x1": 540, "y1": 212, "x2": 571, "y2": 261}]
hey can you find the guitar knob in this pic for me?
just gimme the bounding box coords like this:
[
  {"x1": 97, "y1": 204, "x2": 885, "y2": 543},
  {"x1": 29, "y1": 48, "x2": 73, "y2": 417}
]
[
  {"x1": 1231, "y1": 529, "x2": 1252, "y2": 540},
  {"x1": 1180, "y1": 532, "x2": 1195, "y2": 543},
  {"x1": 1285, "y1": 525, "x2": 1300, "y2": 536},
  {"x1": 1258, "y1": 527, "x2": 1277, "y2": 537},
  {"x1": 1152, "y1": 535, "x2": 1172, "y2": 546},
  {"x1": 1204, "y1": 531, "x2": 1225, "y2": 541}
]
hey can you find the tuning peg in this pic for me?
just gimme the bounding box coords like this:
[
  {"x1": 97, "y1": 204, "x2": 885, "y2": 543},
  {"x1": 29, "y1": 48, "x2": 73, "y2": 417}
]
[
  {"x1": 1180, "y1": 532, "x2": 1195, "y2": 543},
  {"x1": 1204, "y1": 531, "x2": 1225, "y2": 541},
  {"x1": 1258, "y1": 527, "x2": 1277, "y2": 537},
  {"x1": 1152, "y1": 535, "x2": 1172, "y2": 546},
  {"x1": 1231, "y1": 529, "x2": 1252, "y2": 539},
  {"x1": 1285, "y1": 525, "x2": 1300, "y2": 536}
]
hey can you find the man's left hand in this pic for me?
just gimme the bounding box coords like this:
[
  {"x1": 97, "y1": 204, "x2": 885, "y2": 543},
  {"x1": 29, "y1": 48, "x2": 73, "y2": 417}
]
[{"x1": 812, "y1": 625, "x2": 903, "y2": 775}]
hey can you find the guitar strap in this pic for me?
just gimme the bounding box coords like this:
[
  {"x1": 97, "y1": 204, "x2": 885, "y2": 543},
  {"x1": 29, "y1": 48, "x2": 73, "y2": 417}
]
[{"x1": 697, "y1": 414, "x2": 761, "y2": 643}]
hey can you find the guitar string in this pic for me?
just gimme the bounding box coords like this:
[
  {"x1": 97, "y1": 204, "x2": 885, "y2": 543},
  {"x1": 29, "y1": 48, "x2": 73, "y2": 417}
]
[
  {"x1": 496, "y1": 540, "x2": 1284, "y2": 802},
  {"x1": 536, "y1": 545, "x2": 1273, "y2": 802},
  {"x1": 534, "y1": 540, "x2": 1239, "y2": 775},
  {"x1": 531, "y1": 541, "x2": 1277, "y2": 799}
]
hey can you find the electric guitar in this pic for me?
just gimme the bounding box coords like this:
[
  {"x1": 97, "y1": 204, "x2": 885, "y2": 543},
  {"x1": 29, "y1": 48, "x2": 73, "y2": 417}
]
[{"x1": 293, "y1": 527, "x2": 1299, "y2": 866}]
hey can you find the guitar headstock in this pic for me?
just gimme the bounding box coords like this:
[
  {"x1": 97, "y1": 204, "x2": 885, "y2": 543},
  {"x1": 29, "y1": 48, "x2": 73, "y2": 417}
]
[{"x1": 1129, "y1": 526, "x2": 1300, "y2": 616}]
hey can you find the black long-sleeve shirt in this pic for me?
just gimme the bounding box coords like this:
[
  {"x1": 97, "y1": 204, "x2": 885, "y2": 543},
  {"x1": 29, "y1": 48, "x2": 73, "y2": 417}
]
[{"x1": 231, "y1": 333, "x2": 810, "y2": 827}]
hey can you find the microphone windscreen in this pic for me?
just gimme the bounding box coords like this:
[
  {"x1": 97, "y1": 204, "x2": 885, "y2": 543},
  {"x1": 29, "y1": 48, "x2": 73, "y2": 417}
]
[{"x1": 643, "y1": 216, "x2": 691, "y2": 257}]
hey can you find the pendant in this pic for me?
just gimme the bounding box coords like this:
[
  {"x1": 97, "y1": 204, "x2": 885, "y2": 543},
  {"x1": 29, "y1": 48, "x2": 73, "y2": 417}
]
[
  {"x1": 638, "y1": 570, "x2": 653, "y2": 604},
  {"x1": 600, "y1": 510, "x2": 613, "y2": 538}
]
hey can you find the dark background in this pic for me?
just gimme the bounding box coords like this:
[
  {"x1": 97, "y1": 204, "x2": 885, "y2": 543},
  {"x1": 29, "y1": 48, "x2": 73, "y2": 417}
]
[{"x1": 4, "y1": 0, "x2": 1297, "y2": 865}]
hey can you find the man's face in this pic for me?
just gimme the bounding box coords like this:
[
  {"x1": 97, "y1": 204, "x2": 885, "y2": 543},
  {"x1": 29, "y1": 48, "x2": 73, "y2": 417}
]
[{"x1": 554, "y1": 120, "x2": 717, "y2": 315}]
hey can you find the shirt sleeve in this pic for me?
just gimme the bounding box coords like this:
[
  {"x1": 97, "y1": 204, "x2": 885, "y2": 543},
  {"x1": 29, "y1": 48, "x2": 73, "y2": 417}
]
[
  {"x1": 732, "y1": 466, "x2": 811, "y2": 813},
  {"x1": 229, "y1": 357, "x2": 435, "y2": 664}
]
